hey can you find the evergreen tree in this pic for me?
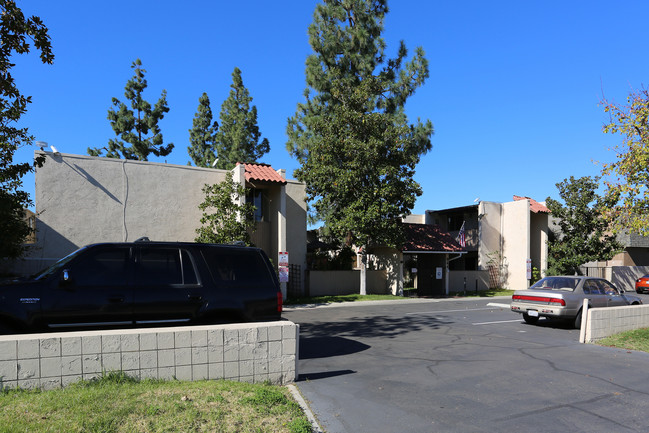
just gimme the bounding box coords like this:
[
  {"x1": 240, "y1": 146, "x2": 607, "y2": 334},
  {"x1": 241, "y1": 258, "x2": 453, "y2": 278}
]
[
  {"x1": 195, "y1": 172, "x2": 256, "y2": 245},
  {"x1": 287, "y1": 0, "x2": 433, "y2": 294},
  {"x1": 546, "y1": 176, "x2": 621, "y2": 276},
  {"x1": 213, "y1": 67, "x2": 269, "y2": 169},
  {"x1": 0, "y1": 0, "x2": 53, "y2": 261},
  {"x1": 89, "y1": 59, "x2": 173, "y2": 161},
  {"x1": 188, "y1": 93, "x2": 218, "y2": 167}
]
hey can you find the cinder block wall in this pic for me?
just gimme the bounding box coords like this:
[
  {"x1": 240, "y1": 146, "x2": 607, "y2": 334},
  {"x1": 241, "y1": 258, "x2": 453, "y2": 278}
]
[
  {"x1": 0, "y1": 321, "x2": 298, "y2": 390},
  {"x1": 585, "y1": 305, "x2": 649, "y2": 342}
]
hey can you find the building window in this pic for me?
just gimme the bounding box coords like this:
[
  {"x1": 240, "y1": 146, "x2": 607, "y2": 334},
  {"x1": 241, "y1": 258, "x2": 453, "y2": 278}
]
[
  {"x1": 246, "y1": 189, "x2": 269, "y2": 222},
  {"x1": 448, "y1": 214, "x2": 464, "y2": 231}
]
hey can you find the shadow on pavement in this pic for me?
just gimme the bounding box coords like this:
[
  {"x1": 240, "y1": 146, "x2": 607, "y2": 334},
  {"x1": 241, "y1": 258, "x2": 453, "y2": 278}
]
[
  {"x1": 299, "y1": 313, "x2": 452, "y2": 340},
  {"x1": 300, "y1": 336, "x2": 371, "y2": 359},
  {"x1": 298, "y1": 369, "x2": 356, "y2": 381}
]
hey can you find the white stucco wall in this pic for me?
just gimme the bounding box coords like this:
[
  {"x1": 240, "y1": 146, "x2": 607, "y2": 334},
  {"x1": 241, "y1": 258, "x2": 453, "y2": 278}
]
[{"x1": 501, "y1": 199, "x2": 531, "y2": 290}]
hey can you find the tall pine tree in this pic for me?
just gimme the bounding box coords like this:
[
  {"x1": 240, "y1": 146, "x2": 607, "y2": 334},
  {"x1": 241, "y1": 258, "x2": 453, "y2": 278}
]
[
  {"x1": 287, "y1": 0, "x2": 433, "y2": 294},
  {"x1": 89, "y1": 58, "x2": 173, "y2": 161},
  {"x1": 0, "y1": 0, "x2": 53, "y2": 261},
  {"x1": 213, "y1": 67, "x2": 269, "y2": 170},
  {"x1": 188, "y1": 92, "x2": 218, "y2": 167}
]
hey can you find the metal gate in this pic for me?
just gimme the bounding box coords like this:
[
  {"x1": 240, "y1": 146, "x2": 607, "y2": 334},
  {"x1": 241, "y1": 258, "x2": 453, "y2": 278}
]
[{"x1": 287, "y1": 264, "x2": 302, "y2": 298}]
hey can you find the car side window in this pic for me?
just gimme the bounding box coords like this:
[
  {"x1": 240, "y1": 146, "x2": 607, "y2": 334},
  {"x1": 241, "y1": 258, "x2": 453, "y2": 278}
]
[
  {"x1": 136, "y1": 248, "x2": 198, "y2": 286},
  {"x1": 583, "y1": 280, "x2": 601, "y2": 295},
  {"x1": 181, "y1": 249, "x2": 199, "y2": 285},
  {"x1": 201, "y1": 248, "x2": 272, "y2": 288},
  {"x1": 597, "y1": 280, "x2": 618, "y2": 295},
  {"x1": 67, "y1": 247, "x2": 130, "y2": 287}
]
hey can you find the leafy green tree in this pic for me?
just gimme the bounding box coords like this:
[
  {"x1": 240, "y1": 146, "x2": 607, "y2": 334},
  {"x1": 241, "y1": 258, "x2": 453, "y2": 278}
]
[
  {"x1": 600, "y1": 87, "x2": 649, "y2": 235},
  {"x1": 89, "y1": 58, "x2": 173, "y2": 161},
  {"x1": 0, "y1": 0, "x2": 53, "y2": 261},
  {"x1": 195, "y1": 172, "x2": 256, "y2": 245},
  {"x1": 287, "y1": 0, "x2": 433, "y2": 294},
  {"x1": 188, "y1": 92, "x2": 218, "y2": 167},
  {"x1": 213, "y1": 67, "x2": 269, "y2": 170},
  {"x1": 546, "y1": 176, "x2": 621, "y2": 276}
]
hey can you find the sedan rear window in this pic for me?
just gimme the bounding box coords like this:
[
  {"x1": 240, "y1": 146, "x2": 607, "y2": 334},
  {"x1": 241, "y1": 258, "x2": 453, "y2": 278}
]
[{"x1": 531, "y1": 277, "x2": 579, "y2": 291}]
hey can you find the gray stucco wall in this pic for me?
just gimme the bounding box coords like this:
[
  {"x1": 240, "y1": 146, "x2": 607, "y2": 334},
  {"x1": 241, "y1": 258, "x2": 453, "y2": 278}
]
[
  {"x1": 33, "y1": 152, "x2": 226, "y2": 261},
  {"x1": 18, "y1": 152, "x2": 306, "y2": 280},
  {"x1": 530, "y1": 211, "x2": 549, "y2": 275},
  {"x1": 478, "y1": 201, "x2": 503, "y2": 270},
  {"x1": 285, "y1": 180, "x2": 307, "y2": 281}
]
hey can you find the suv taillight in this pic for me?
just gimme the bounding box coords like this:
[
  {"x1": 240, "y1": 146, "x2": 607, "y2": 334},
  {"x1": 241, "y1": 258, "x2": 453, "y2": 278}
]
[{"x1": 278, "y1": 291, "x2": 283, "y2": 313}]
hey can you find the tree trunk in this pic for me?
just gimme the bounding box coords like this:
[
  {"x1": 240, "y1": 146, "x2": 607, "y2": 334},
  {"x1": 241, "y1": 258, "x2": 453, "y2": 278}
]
[{"x1": 360, "y1": 248, "x2": 367, "y2": 295}]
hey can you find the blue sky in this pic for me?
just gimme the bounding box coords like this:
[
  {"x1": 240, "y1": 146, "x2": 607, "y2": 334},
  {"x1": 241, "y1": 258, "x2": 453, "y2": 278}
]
[{"x1": 13, "y1": 0, "x2": 649, "y2": 215}]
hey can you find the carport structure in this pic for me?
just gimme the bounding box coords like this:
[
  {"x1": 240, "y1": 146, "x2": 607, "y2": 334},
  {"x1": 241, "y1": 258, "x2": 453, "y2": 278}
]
[{"x1": 402, "y1": 223, "x2": 465, "y2": 296}]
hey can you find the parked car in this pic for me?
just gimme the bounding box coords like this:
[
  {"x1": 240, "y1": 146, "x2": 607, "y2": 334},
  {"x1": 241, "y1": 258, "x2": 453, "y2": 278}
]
[
  {"x1": 510, "y1": 276, "x2": 643, "y2": 328},
  {"x1": 0, "y1": 241, "x2": 282, "y2": 334},
  {"x1": 635, "y1": 274, "x2": 649, "y2": 293}
]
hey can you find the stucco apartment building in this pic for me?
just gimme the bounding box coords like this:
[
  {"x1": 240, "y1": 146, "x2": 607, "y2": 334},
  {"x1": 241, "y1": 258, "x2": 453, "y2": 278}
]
[
  {"x1": 10, "y1": 151, "x2": 307, "y2": 297},
  {"x1": 421, "y1": 196, "x2": 550, "y2": 291}
]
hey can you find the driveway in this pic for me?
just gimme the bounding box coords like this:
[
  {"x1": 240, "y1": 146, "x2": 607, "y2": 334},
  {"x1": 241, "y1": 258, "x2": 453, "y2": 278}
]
[{"x1": 284, "y1": 298, "x2": 649, "y2": 433}]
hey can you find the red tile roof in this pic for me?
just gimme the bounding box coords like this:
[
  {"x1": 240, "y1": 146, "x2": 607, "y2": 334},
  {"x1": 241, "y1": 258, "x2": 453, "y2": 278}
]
[
  {"x1": 513, "y1": 195, "x2": 550, "y2": 213},
  {"x1": 402, "y1": 223, "x2": 465, "y2": 253},
  {"x1": 239, "y1": 162, "x2": 287, "y2": 184}
]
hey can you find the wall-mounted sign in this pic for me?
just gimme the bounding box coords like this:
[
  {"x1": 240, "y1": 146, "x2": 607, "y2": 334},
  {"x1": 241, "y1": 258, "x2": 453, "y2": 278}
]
[{"x1": 436, "y1": 267, "x2": 443, "y2": 279}]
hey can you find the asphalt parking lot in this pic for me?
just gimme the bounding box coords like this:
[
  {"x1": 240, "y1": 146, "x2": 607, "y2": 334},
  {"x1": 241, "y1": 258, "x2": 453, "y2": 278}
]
[{"x1": 284, "y1": 297, "x2": 649, "y2": 433}]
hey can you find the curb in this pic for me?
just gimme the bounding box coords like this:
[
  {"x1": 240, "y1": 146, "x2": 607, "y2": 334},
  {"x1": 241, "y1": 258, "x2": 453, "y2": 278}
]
[
  {"x1": 283, "y1": 295, "x2": 513, "y2": 311},
  {"x1": 288, "y1": 384, "x2": 324, "y2": 433}
]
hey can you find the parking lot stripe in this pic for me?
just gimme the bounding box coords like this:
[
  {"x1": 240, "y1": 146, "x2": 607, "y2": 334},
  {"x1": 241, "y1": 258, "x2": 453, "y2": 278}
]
[
  {"x1": 405, "y1": 307, "x2": 498, "y2": 315},
  {"x1": 472, "y1": 319, "x2": 522, "y2": 325}
]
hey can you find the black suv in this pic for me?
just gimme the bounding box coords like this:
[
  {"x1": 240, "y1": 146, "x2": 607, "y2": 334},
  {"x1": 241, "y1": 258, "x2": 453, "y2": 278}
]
[{"x1": 0, "y1": 241, "x2": 282, "y2": 334}]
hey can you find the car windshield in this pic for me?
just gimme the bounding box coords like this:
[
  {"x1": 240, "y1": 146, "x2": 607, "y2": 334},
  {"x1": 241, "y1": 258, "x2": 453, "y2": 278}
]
[
  {"x1": 30, "y1": 247, "x2": 87, "y2": 281},
  {"x1": 531, "y1": 277, "x2": 580, "y2": 291}
]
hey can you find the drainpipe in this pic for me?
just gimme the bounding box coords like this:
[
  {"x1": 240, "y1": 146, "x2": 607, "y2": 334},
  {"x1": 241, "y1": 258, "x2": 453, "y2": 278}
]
[{"x1": 446, "y1": 253, "x2": 465, "y2": 296}]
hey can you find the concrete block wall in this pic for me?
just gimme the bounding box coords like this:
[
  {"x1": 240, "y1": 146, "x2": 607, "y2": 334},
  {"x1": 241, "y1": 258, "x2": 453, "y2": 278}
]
[
  {"x1": 0, "y1": 321, "x2": 298, "y2": 390},
  {"x1": 585, "y1": 304, "x2": 649, "y2": 342}
]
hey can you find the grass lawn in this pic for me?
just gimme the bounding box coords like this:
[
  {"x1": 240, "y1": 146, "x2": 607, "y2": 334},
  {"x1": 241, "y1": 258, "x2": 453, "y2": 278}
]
[
  {"x1": 597, "y1": 328, "x2": 649, "y2": 353},
  {"x1": 284, "y1": 289, "x2": 514, "y2": 305},
  {"x1": 0, "y1": 373, "x2": 312, "y2": 433}
]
